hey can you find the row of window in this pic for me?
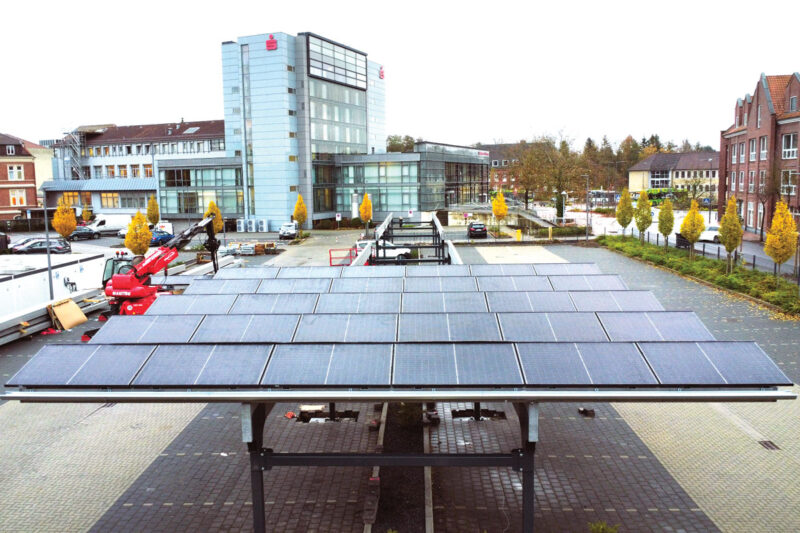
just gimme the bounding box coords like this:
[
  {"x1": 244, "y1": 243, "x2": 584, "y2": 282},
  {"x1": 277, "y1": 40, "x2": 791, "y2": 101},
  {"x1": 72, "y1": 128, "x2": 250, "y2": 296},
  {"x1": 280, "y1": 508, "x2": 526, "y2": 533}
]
[
  {"x1": 5, "y1": 145, "x2": 16, "y2": 155},
  {"x1": 730, "y1": 133, "x2": 797, "y2": 163},
  {"x1": 7, "y1": 189, "x2": 27, "y2": 206},
  {"x1": 159, "y1": 168, "x2": 243, "y2": 188},
  {"x1": 60, "y1": 192, "x2": 93, "y2": 207},
  {"x1": 491, "y1": 159, "x2": 518, "y2": 167},
  {"x1": 673, "y1": 170, "x2": 718, "y2": 179},
  {"x1": 735, "y1": 99, "x2": 798, "y2": 128},
  {"x1": 726, "y1": 169, "x2": 799, "y2": 196},
  {"x1": 82, "y1": 139, "x2": 225, "y2": 158},
  {"x1": 84, "y1": 164, "x2": 153, "y2": 179},
  {"x1": 6, "y1": 165, "x2": 25, "y2": 180}
]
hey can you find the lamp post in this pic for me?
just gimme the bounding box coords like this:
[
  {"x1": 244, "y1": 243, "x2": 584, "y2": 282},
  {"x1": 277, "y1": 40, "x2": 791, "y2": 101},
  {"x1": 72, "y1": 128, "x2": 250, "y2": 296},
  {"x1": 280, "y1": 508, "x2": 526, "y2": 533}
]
[
  {"x1": 583, "y1": 174, "x2": 590, "y2": 242},
  {"x1": 560, "y1": 191, "x2": 568, "y2": 226},
  {"x1": 707, "y1": 157, "x2": 713, "y2": 223}
]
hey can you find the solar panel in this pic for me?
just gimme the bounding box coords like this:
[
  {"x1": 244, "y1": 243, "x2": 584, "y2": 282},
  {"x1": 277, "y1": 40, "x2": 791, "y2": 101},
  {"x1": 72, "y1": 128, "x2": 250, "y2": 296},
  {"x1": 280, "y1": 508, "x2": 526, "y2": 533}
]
[
  {"x1": 397, "y1": 313, "x2": 449, "y2": 342},
  {"x1": 90, "y1": 315, "x2": 202, "y2": 344},
  {"x1": 696, "y1": 342, "x2": 792, "y2": 385},
  {"x1": 331, "y1": 277, "x2": 404, "y2": 293},
  {"x1": 404, "y1": 277, "x2": 477, "y2": 292},
  {"x1": 547, "y1": 312, "x2": 609, "y2": 341},
  {"x1": 569, "y1": 291, "x2": 621, "y2": 312},
  {"x1": 190, "y1": 315, "x2": 299, "y2": 343},
  {"x1": 486, "y1": 292, "x2": 532, "y2": 312},
  {"x1": 133, "y1": 344, "x2": 215, "y2": 386},
  {"x1": 516, "y1": 343, "x2": 592, "y2": 385},
  {"x1": 403, "y1": 292, "x2": 488, "y2": 313},
  {"x1": 213, "y1": 267, "x2": 279, "y2": 279},
  {"x1": 526, "y1": 292, "x2": 576, "y2": 312},
  {"x1": 146, "y1": 295, "x2": 237, "y2": 315},
  {"x1": 575, "y1": 342, "x2": 658, "y2": 385},
  {"x1": 532, "y1": 263, "x2": 602, "y2": 275},
  {"x1": 277, "y1": 266, "x2": 342, "y2": 278},
  {"x1": 547, "y1": 275, "x2": 590, "y2": 291},
  {"x1": 439, "y1": 277, "x2": 478, "y2": 292},
  {"x1": 496, "y1": 313, "x2": 555, "y2": 342},
  {"x1": 402, "y1": 292, "x2": 445, "y2": 313},
  {"x1": 341, "y1": 265, "x2": 406, "y2": 277},
  {"x1": 229, "y1": 293, "x2": 318, "y2": 314},
  {"x1": 476, "y1": 276, "x2": 552, "y2": 292},
  {"x1": 587, "y1": 275, "x2": 628, "y2": 290},
  {"x1": 405, "y1": 265, "x2": 471, "y2": 277},
  {"x1": 393, "y1": 344, "x2": 457, "y2": 385},
  {"x1": 448, "y1": 313, "x2": 502, "y2": 341},
  {"x1": 442, "y1": 292, "x2": 488, "y2": 313},
  {"x1": 183, "y1": 279, "x2": 261, "y2": 295},
  {"x1": 193, "y1": 344, "x2": 272, "y2": 386},
  {"x1": 597, "y1": 312, "x2": 663, "y2": 341},
  {"x1": 455, "y1": 344, "x2": 523, "y2": 385},
  {"x1": 650, "y1": 312, "x2": 714, "y2": 341},
  {"x1": 325, "y1": 344, "x2": 392, "y2": 385},
  {"x1": 70, "y1": 345, "x2": 156, "y2": 386},
  {"x1": 293, "y1": 315, "x2": 348, "y2": 342},
  {"x1": 343, "y1": 314, "x2": 397, "y2": 342},
  {"x1": 637, "y1": 342, "x2": 727, "y2": 385},
  {"x1": 315, "y1": 293, "x2": 401, "y2": 314},
  {"x1": 609, "y1": 291, "x2": 664, "y2": 312},
  {"x1": 256, "y1": 278, "x2": 332, "y2": 294},
  {"x1": 6, "y1": 345, "x2": 98, "y2": 386},
  {"x1": 470, "y1": 264, "x2": 536, "y2": 276},
  {"x1": 261, "y1": 344, "x2": 332, "y2": 385}
]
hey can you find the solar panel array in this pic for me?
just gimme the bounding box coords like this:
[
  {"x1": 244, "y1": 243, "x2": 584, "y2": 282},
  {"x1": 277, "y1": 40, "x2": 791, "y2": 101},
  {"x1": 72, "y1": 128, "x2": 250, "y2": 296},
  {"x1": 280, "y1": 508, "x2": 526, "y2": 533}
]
[{"x1": 6, "y1": 263, "x2": 792, "y2": 393}]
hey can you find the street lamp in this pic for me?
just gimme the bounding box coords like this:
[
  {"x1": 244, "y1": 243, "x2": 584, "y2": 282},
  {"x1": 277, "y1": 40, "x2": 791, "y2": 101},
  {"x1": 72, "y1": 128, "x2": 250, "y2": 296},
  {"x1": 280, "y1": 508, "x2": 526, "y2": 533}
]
[
  {"x1": 560, "y1": 191, "x2": 568, "y2": 226},
  {"x1": 707, "y1": 157, "x2": 713, "y2": 223},
  {"x1": 582, "y1": 174, "x2": 590, "y2": 242}
]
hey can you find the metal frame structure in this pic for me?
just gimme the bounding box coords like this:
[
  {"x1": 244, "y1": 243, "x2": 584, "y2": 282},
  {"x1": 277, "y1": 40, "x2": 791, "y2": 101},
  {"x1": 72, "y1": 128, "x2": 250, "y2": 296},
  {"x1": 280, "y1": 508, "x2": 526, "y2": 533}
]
[{"x1": 370, "y1": 214, "x2": 450, "y2": 265}]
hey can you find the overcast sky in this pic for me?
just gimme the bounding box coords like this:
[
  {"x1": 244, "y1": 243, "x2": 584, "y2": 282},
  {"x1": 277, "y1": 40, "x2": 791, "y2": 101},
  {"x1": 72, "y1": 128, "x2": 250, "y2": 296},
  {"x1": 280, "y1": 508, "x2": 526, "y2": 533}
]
[{"x1": 3, "y1": 0, "x2": 798, "y2": 151}]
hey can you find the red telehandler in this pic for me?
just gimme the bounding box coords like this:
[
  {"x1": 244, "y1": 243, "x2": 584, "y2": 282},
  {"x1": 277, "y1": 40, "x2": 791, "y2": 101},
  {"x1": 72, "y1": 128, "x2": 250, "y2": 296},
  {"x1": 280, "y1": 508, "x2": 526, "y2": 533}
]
[{"x1": 104, "y1": 215, "x2": 220, "y2": 315}]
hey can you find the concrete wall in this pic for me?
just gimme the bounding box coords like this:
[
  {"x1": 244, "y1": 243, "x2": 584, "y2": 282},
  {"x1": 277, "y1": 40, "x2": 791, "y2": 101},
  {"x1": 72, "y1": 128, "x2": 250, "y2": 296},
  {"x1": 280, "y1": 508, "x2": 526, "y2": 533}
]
[{"x1": 627, "y1": 170, "x2": 648, "y2": 192}]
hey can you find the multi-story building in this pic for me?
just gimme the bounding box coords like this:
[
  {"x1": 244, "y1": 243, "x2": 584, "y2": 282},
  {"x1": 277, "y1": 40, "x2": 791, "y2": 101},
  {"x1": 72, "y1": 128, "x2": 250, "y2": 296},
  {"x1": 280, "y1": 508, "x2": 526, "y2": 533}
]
[
  {"x1": 720, "y1": 73, "x2": 800, "y2": 235},
  {"x1": 628, "y1": 152, "x2": 719, "y2": 197},
  {"x1": 0, "y1": 134, "x2": 39, "y2": 220},
  {"x1": 474, "y1": 143, "x2": 519, "y2": 195}
]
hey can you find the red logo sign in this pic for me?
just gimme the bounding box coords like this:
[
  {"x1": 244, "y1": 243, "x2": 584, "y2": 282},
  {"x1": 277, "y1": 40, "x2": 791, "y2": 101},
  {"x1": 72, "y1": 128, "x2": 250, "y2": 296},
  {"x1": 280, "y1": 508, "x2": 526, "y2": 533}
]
[
  {"x1": 266, "y1": 35, "x2": 277, "y2": 51},
  {"x1": 478, "y1": 151, "x2": 490, "y2": 157},
  {"x1": 379, "y1": 66, "x2": 384, "y2": 79}
]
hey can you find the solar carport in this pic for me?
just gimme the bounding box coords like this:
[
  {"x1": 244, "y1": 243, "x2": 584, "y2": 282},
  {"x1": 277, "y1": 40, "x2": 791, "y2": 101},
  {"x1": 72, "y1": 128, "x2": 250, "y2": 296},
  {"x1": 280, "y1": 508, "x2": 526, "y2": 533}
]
[{"x1": 4, "y1": 263, "x2": 794, "y2": 533}]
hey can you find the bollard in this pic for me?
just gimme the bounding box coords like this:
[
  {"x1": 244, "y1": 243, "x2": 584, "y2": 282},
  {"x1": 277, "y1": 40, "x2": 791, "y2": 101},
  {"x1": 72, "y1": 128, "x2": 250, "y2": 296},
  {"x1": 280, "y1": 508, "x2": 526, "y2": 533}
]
[
  {"x1": 753, "y1": 255, "x2": 756, "y2": 271},
  {"x1": 703, "y1": 243, "x2": 706, "y2": 257},
  {"x1": 548, "y1": 227, "x2": 552, "y2": 240},
  {"x1": 717, "y1": 248, "x2": 720, "y2": 260},
  {"x1": 657, "y1": 234, "x2": 659, "y2": 246},
  {"x1": 516, "y1": 229, "x2": 522, "y2": 242}
]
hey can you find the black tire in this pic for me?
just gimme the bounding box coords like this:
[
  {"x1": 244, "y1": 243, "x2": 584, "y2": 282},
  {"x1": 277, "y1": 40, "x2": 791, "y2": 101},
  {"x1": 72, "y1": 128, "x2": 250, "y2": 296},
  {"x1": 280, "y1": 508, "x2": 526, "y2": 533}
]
[
  {"x1": 713, "y1": 236, "x2": 720, "y2": 244},
  {"x1": 92, "y1": 233, "x2": 100, "y2": 239},
  {"x1": 395, "y1": 254, "x2": 408, "y2": 265}
]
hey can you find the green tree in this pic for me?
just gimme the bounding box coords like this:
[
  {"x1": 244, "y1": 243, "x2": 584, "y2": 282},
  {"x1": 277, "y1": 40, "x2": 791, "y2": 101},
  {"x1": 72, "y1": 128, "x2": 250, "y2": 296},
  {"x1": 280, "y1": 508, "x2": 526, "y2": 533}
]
[
  {"x1": 658, "y1": 198, "x2": 674, "y2": 250},
  {"x1": 616, "y1": 188, "x2": 633, "y2": 235},
  {"x1": 293, "y1": 194, "x2": 307, "y2": 228},
  {"x1": 680, "y1": 199, "x2": 705, "y2": 260},
  {"x1": 386, "y1": 135, "x2": 416, "y2": 153},
  {"x1": 203, "y1": 200, "x2": 223, "y2": 234},
  {"x1": 359, "y1": 193, "x2": 372, "y2": 235},
  {"x1": 125, "y1": 211, "x2": 152, "y2": 255},
  {"x1": 52, "y1": 195, "x2": 77, "y2": 239},
  {"x1": 764, "y1": 200, "x2": 798, "y2": 278},
  {"x1": 492, "y1": 190, "x2": 508, "y2": 231},
  {"x1": 146, "y1": 195, "x2": 160, "y2": 226},
  {"x1": 634, "y1": 189, "x2": 653, "y2": 241},
  {"x1": 719, "y1": 195, "x2": 743, "y2": 274}
]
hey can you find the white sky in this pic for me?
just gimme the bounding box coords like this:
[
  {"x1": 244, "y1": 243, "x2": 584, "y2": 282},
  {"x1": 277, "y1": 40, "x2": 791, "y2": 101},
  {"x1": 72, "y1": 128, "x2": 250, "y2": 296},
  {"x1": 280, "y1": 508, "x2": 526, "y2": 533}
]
[{"x1": 3, "y1": 0, "x2": 798, "y2": 151}]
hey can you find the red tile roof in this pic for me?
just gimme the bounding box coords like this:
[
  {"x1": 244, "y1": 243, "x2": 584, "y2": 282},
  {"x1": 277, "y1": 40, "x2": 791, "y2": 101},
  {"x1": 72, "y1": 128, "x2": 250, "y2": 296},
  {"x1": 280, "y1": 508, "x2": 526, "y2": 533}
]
[
  {"x1": 77, "y1": 120, "x2": 224, "y2": 145},
  {"x1": 778, "y1": 110, "x2": 800, "y2": 121},
  {"x1": 766, "y1": 75, "x2": 792, "y2": 114},
  {"x1": 0, "y1": 133, "x2": 33, "y2": 156},
  {"x1": 723, "y1": 125, "x2": 746, "y2": 136}
]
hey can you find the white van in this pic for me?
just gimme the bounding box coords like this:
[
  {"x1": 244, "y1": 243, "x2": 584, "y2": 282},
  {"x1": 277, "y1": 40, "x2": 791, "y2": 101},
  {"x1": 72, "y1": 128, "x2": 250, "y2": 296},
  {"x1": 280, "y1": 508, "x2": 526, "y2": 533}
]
[{"x1": 87, "y1": 214, "x2": 133, "y2": 236}]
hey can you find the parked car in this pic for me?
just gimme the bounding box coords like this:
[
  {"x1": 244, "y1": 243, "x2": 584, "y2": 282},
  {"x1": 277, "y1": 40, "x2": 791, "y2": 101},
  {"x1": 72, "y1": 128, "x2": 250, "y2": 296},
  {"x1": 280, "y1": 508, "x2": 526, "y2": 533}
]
[
  {"x1": 279, "y1": 222, "x2": 298, "y2": 239},
  {"x1": 150, "y1": 230, "x2": 174, "y2": 247},
  {"x1": 68, "y1": 226, "x2": 101, "y2": 241},
  {"x1": 9, "y1": 236, "x2": 39, "y2": 250},
  {"x1": 355, "y1": 240, "x2": 412, "y2": 264},
  {"x1": 12, "y1": 238, "x2": 71, "y2": 254},
  {"x1": 698, "y1": 225, "x2": 720, "y2": 243},
  {"x1": 467, "y1": 222, "x2": 488, "y2": 238},
  {"x1": 117, "y1": 222, "x2": 156, "y2": 238}
]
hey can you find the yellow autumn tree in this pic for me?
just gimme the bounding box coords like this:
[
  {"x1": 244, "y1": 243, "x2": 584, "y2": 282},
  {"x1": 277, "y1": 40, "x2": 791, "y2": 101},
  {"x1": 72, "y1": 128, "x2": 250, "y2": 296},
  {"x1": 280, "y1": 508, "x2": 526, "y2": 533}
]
[
  {"x1": 616, "y1": 188, "x2": 633, "y2": 235},
  {"x1": 634, "y1": 189, "x2": 652, "y2": 242},
  {"x1": 203, "y1": 200, "x2": 223, "y2": 234},
  {"x1": 718, "y1": 195, "x2": 743, "y2": 274},
  {"x1": 492, "y1": 191, "x2": 508, "y2": 232},
  {"x1": 680, "y1": 199, "x2": 705, "y2": 260},
  {"x1": 764, "y1": 200, "x2": 798, "y2": 277},
  {"x1": 293, "y1": 194, "x2": 307, "y2": 228},
  {"x1": 52, "y1": 195, "x2": 77, "y2": 239},
  {"x1": 146, "y1": 195, "x2": 160, "y2": 226},
  {"x1": 125, "y1": 211, "x2": 152, "y2": 255},
  {"x1": 81, "y1": 203, "x2": 93, "y2": 224},
  {"x1": 658, "y1": 198, "x2": 674, "y2": 250},
  {"x1": 359, "y1": 193, "x2": 372, "y2": 234}
]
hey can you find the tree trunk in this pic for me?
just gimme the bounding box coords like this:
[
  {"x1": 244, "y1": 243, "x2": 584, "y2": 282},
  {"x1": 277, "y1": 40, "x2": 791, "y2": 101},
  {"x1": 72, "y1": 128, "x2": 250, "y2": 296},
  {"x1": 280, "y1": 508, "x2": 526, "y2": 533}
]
[{"x1": 726, "y1": 252, "x2": 731, "y2": 274}]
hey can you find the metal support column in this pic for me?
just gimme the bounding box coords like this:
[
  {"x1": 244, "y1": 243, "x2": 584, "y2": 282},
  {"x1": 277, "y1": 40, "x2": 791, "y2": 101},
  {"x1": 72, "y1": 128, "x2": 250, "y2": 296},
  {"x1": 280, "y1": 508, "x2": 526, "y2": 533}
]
[
  {"x1": 514, "y1": 402, "x2": 539, "y2": 533},
  {"x1": 329, "y1": 402, "x2": 336, "y2": 421},
  {"x1": 473, "y1": 401, "x2": 481, "y2": 421},
  {"x1": 242, "y1": 403, "x2": 274, "y2": 533}
]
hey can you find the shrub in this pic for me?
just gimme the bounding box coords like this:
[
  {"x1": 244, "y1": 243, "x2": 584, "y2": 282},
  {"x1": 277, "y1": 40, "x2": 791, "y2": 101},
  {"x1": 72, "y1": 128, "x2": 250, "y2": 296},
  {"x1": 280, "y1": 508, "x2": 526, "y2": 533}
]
[
  {"x1": 350, "y1": 217, "x2": 362, "y2": 228},
  {"x1": 315, "y1": 219, "x2": 334, "y2": 230}
]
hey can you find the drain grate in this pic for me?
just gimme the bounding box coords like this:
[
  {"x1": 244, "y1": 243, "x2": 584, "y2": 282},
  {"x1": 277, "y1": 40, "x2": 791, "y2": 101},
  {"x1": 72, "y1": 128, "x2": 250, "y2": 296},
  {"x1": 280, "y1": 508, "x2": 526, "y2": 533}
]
[{"x1": 758, "y1": 440, "x2": 780, "y2": 450}]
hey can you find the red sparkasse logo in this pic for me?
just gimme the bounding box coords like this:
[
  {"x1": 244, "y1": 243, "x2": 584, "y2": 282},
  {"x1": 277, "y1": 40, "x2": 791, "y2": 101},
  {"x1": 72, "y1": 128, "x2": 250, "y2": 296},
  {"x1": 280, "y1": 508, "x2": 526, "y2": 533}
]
[
  {"x1": 266, "y1": 35, "x2": 277, "y2": 51},
  {"x1": 379, "y1": 66, "x2": 384, "y2": 79},
  {"x1": 478, "y1": 151, "x2": 490, "y2": 157}
]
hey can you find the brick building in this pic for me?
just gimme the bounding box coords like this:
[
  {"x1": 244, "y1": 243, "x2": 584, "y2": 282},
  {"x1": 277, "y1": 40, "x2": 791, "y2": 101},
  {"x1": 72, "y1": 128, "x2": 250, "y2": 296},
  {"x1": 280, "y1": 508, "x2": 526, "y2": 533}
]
[
  {"x1": 0, "y1": 134, "x2": 38, "y2": 220},
  {"x1": 476, "y1": 143, "x2": 520, "y2": 195},
  {"x1": 719, "y1": 73, "x2": 800, "y2": 236}
]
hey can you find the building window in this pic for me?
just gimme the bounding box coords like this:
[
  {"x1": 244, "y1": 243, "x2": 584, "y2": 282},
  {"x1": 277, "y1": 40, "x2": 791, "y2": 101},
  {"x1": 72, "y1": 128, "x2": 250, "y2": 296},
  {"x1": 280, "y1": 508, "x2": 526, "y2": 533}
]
[
  {"x1": 502, "y1": 160, "x2": 509, "y2": 166},
  {"x1": 757, "y1": 105, "x2": 762, "y2": 128},
  {"x1": 118, "y1": 165, "x2": 128, "y2": 178},
  {"x1": 131, "y1": 165, "x2": 140, "y2": 178},
  {"x1": 748, "y1": 171, "x2": 755, "y2": 193},
  {"x1": 791, "y1": 96, "x2": 798, "y2": 112},
  {"x1": 103, "y1": 146, "x2": 109, "y2": 156},
  {"x1": 101, "y1": 193, "x2": 120, "y2": 208},
  {"x1": 61, "y1": 192, "x2": 80, "y2": 206},
  {"x1": 747, "y1": 202, "x2": 754, "y2": 227},
  {"x1": 9, "y1": 189, "x2": 25, "y2": 206},
  {"x1": 210, "y1": 139, "x2": 225, "y2": 151},
  {"x1": 93, "y1": 165, "x2": 102, "y2": 178},
  {"x1": 5, "y1": 145, "x2": 15, "y2": 155},
  {"x1": 106, "y1": 165, "x2": 115, "y2": 178},
  {"x1": 781, "y1": 170, "x2": 798, "y2": 196},
  {"x1": 759, "y1": 169, "x2": 766, "y2": 193},
  {"x1": 749, "y1": 139, "x2": 756, "y2": 161},
  {"x1": 760, "y1": 136, "x2": 768, "y2": 160},
  {"x1": 739, "y1": 142, "x2": 745, "y2": 163},
  {"x1": 744, "y1": 112, "x2": 748, "y2": 125},
  {"x1": 7, "y1": 164, "x2": 24, "y2": 180},
  {"x1": 233, "y1": 128, "x2": 242, "y2": 135},
  {"x1": 232, "y1": 86, "x2": 240, "y2": 94},
  {"x1": 144, "y1": 164, "x2": 153, "y2": 178},
  {"x1": 120, "y1": 194, "x2": 147, "y2": 209},
  {"x1": 288, "y1": 110, "x2": 296, "y2": 116},
  {"x1": 782, "y1": 133, "x2": 798, "y2": 159},
  {"x1": 650, "y1": 170, "x2": 670, "y2": 188},
  {"x1": 739, "y1": 171, "x2": 744, "y2": 189},
  {"x1": 287, "y1": 65, "x2": 294, "y2": 72},
  {"x1": 288, "y1": 88, "x2": 296, "y2": 94},
  {"x1": 232, "y1": 107, "x2": 241, "y2": 114},
  {"x1": 731, "y1": 143, "x2": 737, "y2": 163},
  {"x1": 289, "y1": 132, "x2": 296, "y2": 138},
  {"x1": 289, "y1": 155, "x2": 297, "y2": 162},
  {"x1": 492, "y1": 160, "x2": 499, "y2": 167}
]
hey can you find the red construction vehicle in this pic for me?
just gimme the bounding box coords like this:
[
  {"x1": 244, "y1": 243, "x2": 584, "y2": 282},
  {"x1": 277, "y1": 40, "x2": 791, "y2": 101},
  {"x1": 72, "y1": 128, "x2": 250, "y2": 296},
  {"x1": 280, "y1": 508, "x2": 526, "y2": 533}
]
[{"x1": 104, "y1": 215, "x2": 220, "y2": 315}]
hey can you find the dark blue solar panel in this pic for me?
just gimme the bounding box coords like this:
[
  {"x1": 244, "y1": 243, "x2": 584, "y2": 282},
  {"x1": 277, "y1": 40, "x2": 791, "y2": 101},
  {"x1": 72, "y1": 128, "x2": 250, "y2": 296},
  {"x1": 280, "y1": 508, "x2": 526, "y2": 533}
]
[
  {"x1": 325, "y1": 344, "x2": 392, "y2": 385},
  {"x1": 256, "y1": 278, "x2": 332, "y2": 294},
  {"x1": 146, "y1": 294, "x2": 236, "y2": 315},
  {"x1": 405, "y1": 265, "x2": 471, "y2": 277},
  {"x1": 547, "y1": 275, "x2": 590, "y2": 291},
  {"x1": 439, "y1": 277, "x2": 478, "y2": 292},
  {"x1": 184, "y1": 279, "x2": 261, "y2": 295},
  {"x1": 576, "y1": 343, "x2": 657, "y2": 385},
  {"x1": 7, "y1": 345, "x2": 98, "y2": 386},
  {"x1": 586, "y1": 275, "x2": 628, "y2": 290},
  {"x1": 133, "y1": 345, "x2": 215, "y2": 386},
  {"x1": 331, "y1": 277, "x2": 404, "y2": 293},
  {"x1": 190, "y1": 315, "x2": 299, "y2": 343},
  {"x1": 229, "y1": 293, "x2": 318, "y2": 314},
  {"x1": 470, "y1": 264, "x2": 536, "y2": 276},
  {"x1": 533, "y1": 263, "x2": 601, "y2": 275},
  {"x1": 393, "y1": 344, "x2": 457, "y2": 385},
  {"x1": 442, "y1": 292, "x2": 488, "y2": 313},
  {"x1": 477, "y1": 276, "x2": 552, "y2": 291},
  {"x1": 294, "y1": 315, "x2": 348, "y2": 342},
  {"x1": 696, "y1": 342, "x2": 792, "y2": 385},
  {"x1": 402, "y1": 292, "x2": 445, "y2": 313},
  {"x1": 344, "y1": 314, "x2": 397, "y2": 342},
  {"x1": 497, "y1": 313, "x2": 555, "y2": 342},
  {"x1": 598, "y1": 312, "x2": 662, "y2": 341},
  {"x1": 610, "y1": 291, "x2": 663, "y2": 311},
  {"x1": 398, "y1": 313, "x2": 449, "y2": 342},
  {"x1": 486, "y1": 292, "x2": 532, "y2": 312},
  {"x1": 89, "y1": 316, "x2": 157, "y2": 344},
  {"x1": 261, "y1": 344, "x2": 333, "y2": 385},
  {"x1": 650, "y1": 312, "x2": 714, "y2": 341},
  {"x1": 516, "y1": 343, "x2": 592, "y2": 385},
  {"x1": 213, "y1": 267, "x2": 278, "y2": 279},
  {"x1": 547, "y1": 312, "x2": 609, "y2": 341},
  {"x1": 569, "y1": 292, "x2": 621, "y2": 312},
  {"x1": 316, "y1": 293, "x2": 400, "y2": 314},
  {"x1": 404, "y1": 292, "x2": 487, "y2": 313},
  {"x1": 455, "y1": 344, "x2": 522, "y2": 385},
  {"x1": 341, "y1": 265, "x2": 405, "y2": 277},
  {"x1": 90, "y1": 315, "x2": 202, "y2": 344},
  {"x1": 447, "y1": 313, "x2": 501, "y2": 341},
  {"x1": 194, "y1": 344, "x2": 272, "y2": 385},
  {"x1": 277, "y1": 266, "x2": 342, "y2": 278},
  {"x1": 69, "y1": 345, "x2": 156, "y2": 386},
  {"x1": 527, "y1": 292, "x2": 575, "y2": 312},
  {"x1": 405, "y1": 277, "x2": 476, "y2": 292},
  {"x1": 637, "y1": 342, "x2": 727, "y2": 385}
]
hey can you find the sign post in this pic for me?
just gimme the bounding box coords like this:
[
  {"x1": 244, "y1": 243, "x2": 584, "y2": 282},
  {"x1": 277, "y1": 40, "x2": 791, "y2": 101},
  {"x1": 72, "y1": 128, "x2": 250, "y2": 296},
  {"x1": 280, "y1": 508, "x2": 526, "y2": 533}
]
[{"x1": 335, "y1": 212, "x2": 341, "y2": 230}]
